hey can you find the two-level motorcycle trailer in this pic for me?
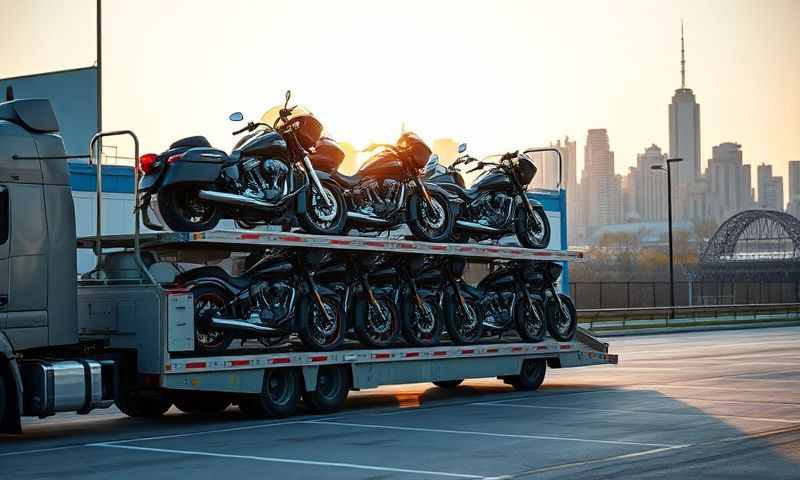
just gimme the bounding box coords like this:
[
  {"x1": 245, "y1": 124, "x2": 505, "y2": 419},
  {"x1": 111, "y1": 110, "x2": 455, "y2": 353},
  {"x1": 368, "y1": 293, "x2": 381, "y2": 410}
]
[
  {"x1": 74, "y1": 229, "x2": 617, "y2": 419},
  {"x1": 0, "y1": 123, "x2": 616, "y2": 432}
]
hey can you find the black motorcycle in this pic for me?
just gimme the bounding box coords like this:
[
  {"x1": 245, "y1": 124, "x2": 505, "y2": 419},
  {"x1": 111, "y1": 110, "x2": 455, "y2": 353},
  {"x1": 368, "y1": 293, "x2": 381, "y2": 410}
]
[
  {"x1": 176, "y1": 249, "x2": 347, "y2": 353},
  {"x1": 316, "y1": 253, "x2": 401, "y2": 348},
  {"x1": 436, "y1": 257, "x2": 484, "y2": 345},
  {"x1": 426, "y1": 147, "x2": 552, "y2": 249},
  {"x1": 138, "y1": 91, "x2": 347, "y2": 234},
  {"x1": 308, "y1": 133, "x2": 460, "y2": 242},
  {"x1": 519, "y1": 261, "x2": 577, "y2": 341},
  {"x1": 478, "y1": 261, "x2": 547, "y2": 342},
  {"x1": 393, "y1": 255, "x2": 447, "y2": 347}
]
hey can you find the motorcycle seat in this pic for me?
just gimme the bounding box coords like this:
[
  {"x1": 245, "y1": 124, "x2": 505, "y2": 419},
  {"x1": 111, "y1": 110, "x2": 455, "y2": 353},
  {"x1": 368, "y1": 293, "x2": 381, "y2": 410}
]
[
  {"x1": 175, "y1": 266, "x2": 251, "y2": 290},
  {"x1": 170, "y1": 136, "x2": 212, "y2": 149},
  {"x1": 329, "y1": 170, "x2": 361, "y2": 188},
  {"x1": 438, "y1": 181, "x2": 481, "y2": 201}
]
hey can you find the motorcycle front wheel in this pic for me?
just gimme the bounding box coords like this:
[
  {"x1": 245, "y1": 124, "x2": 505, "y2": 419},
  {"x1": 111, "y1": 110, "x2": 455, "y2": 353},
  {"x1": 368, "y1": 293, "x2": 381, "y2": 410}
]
[
  {"x1": 545, "y1": 293, "x2": 577, "y2": 342},
  {"x1": 401, "y1": 292, "x2": 444, "y2": 347},
  {"x1": 515, "y1": 206, "x2": 551, "y2": 249},
  {"x1": 354, "y1": 294, "x2": 400, "y2": 347},
  {"x1": 298, "y1": 180, "x2": 347, "y2": 235},
  {"x1": 514, "y1": 294, "x2": 546, "y2": 343},
  {"x1": 407, "y1": 191, "x2": 455, "y2": 242},
  {"x1": 158, "y1": 186, "x2": 221, "y2": 232},
  {"x1": 297, "y1": 295, "x2": 346, "y2": 351},
  {"x1": 444, "y1": 294, "x2": 484, "y2": 345}
]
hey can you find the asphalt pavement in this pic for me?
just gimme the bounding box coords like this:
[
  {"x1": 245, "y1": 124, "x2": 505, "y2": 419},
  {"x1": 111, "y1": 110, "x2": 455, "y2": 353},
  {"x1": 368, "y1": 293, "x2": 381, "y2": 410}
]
[{"x1": 2, "y1": 326, "x2": 799, "y2": 479}]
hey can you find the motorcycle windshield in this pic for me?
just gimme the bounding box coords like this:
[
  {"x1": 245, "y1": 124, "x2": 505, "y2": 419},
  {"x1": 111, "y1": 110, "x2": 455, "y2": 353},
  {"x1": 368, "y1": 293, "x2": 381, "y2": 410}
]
[{"x1": 261, "y1": 105, "x2": 315, "y2": 129}]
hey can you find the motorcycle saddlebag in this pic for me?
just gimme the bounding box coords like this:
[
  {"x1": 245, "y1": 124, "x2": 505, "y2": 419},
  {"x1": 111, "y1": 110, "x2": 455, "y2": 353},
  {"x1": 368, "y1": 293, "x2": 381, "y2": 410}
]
[{"x1": 160, "y1": 147, "x2": 227, "y2": 187}]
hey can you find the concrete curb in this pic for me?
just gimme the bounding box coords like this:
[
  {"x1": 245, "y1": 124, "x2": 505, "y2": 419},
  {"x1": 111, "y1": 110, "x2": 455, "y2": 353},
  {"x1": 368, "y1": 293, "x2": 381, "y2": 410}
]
[{"x1": 584, "y1": 320, "x2": 800, "y2": 337}]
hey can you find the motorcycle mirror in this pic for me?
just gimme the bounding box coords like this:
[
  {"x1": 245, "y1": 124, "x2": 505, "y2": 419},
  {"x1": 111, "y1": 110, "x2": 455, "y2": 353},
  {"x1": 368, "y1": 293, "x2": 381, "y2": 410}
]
[
  {"x1": 229, "y1": 112, "x2": 244, "y2": 122},
  {"x1": 284, "y1": 90, "x2": 292, "y2": 107},
  {"x1": 458, "y1": 143, "x2": 467, "y2": 154}
]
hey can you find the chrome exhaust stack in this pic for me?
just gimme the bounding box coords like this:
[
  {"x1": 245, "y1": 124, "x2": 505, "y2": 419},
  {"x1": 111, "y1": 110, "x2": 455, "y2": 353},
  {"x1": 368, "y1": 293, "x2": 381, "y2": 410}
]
[
  {"x1": 455, "y1": 220, "x2": 502, "y2": 233},
  {"x1": 198, "y1": 189, "x2": 302, "y2": 211},
  {"x1": 347, "y1": 212, "x2": 392, "y2": 226},
  {"x1": 210, "y1": 317, "x2": 287, "y2": 334}
]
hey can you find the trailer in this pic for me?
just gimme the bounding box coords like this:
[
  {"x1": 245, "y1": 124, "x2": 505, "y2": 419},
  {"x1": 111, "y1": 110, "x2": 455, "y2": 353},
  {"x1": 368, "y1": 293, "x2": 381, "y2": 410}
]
[{"x1": 0, "y1": 100, "x2": 616, "y2": 433}]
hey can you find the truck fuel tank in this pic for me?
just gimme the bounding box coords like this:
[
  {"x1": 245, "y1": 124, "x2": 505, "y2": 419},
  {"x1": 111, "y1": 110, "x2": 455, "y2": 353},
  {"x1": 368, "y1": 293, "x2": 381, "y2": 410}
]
[{"x1": 20, "y1": 359, "x2": 116, "y2": 418}]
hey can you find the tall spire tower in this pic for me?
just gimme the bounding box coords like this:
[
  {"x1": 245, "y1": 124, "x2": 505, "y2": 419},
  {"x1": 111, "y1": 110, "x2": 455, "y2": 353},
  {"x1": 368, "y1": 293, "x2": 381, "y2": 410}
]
[
  {"x1": 668, "y1": 20, "x2": 701, "y2": 220},
  {"x1": 681, "y1": 19, "x2": 686, "y2": 88}
]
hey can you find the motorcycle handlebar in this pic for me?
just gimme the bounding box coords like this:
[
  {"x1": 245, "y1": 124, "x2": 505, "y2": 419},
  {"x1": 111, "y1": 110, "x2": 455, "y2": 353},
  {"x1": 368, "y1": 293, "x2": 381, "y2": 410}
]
[{"x1": 232, "y1": 123, "x2": 252, "y2": 136}]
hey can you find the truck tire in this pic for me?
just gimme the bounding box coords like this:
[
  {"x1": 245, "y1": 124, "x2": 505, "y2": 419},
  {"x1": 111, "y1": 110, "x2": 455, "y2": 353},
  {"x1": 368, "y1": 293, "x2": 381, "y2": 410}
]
[
  {"x1": 239, "y1": 368, "x2": 300, "y2": 419},
  {"x1": 173, "y1": 392, "x2": 231, "y2": 414},
  {"x1": 116, "y1": 389, "x2": 173, "y2": 418},
  {"x1": 0, "y1": 374, "x2": 6, "y2": 426},
  {"x1": 302, "y1": 365, "x2": 349, "y2": 414},
  {"x1": 433, "y1": 379, "x2": 463, "y2": 389},
  {"x1": 504, "y1": 359, "x2": 546, "y2": 391}
]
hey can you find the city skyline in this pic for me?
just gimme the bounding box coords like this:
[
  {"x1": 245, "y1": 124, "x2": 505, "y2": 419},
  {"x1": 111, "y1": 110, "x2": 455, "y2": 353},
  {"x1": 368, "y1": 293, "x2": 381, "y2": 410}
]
[{"x1": 2, "y1": 0, "x2": 798, "y2": 196}]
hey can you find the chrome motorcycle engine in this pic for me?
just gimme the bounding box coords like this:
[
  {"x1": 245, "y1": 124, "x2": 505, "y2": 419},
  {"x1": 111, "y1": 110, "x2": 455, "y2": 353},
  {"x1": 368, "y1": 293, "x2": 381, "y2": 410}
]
[
  {"x1": 241, "y1": 157, "x2": 289, "y2": 203},
  {"x1": 480, "y1": 290, "x2": 514, "y2": 331},
  {"x1": 474, "y1": 193, "x2": 513, "y2": 228},
  {"x1": 350, "y1": 178, "x2": 404, "y2": 217},
  {"x1": 244, "y1": 280, "x2": 294, "y2": 327}
]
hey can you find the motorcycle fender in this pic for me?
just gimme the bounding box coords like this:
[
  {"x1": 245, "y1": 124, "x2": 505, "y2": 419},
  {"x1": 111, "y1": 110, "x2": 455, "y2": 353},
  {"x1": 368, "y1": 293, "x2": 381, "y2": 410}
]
[
  {"x1": 426, "y1": 182, "x2": 464, "y2": 205},
  {"x1": 459, "y1": 282, "x2": 483, "y2": 300},
  {"x1": 160, "y1": 148, "x2": 226, "y2": 188},
  {"x1": 182, "y1": 277, "x2": 241, "y2": 295},
  {"x1": 518, "y1": 196, "x2": 543, "y2": 209},
  {"x1": 139, "y1": 169, "x2": 162, "y2": 192}
]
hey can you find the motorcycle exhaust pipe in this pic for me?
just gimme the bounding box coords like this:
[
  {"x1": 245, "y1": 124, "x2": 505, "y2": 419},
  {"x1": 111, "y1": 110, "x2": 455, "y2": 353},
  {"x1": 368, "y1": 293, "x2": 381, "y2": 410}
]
[
  {"x1": 455, "y1": 219, "x2": 502, "y2": 233},
  {"x1": 210, "y1": 317, "x2": 287, "y2": 334},
  {"x1": 347, "y1": 212, "x2": 392, "y2": 226},
  {"x1": 198, "y1": 189, "x2": 301, "y2": 211}
]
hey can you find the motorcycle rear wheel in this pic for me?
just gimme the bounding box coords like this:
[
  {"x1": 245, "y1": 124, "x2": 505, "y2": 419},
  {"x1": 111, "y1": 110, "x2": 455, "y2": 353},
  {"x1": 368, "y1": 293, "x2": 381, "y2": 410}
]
[
  {"x1": 515, "y1": 207, "x2": 550, "y2": 249},
  {"x1": 298, "y1": 181, "x2": 347, "y2": 235},
  {"x1": 191, "y1": 284, "x2": 234, "y2": 354},
  {"x1": 159, "y1": 186, "x2": 221, "y2": 232}
]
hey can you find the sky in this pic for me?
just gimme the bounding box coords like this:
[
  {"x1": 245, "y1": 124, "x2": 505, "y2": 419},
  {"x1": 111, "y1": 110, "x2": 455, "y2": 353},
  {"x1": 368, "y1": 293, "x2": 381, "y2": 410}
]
[{"x1": 2, "y1": 0, "x2": 799, "y2": 192}]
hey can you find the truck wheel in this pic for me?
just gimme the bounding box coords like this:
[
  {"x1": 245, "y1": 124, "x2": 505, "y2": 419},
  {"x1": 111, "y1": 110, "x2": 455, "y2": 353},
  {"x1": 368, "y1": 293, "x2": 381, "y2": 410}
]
[
  {"x1": 354, "y1": 294, "x2": 400, "y2": 347},
  {"x1": 173, "y1": 392, "x2": 231, "y2": 414},
  {"x1": 504, "y1": 359, "x2": 546, "y2": 391},
  {"x1": 116, "y1": 389, "x2": 173, "y2": 418},
  {"x1": 158, "y1": 186, "x2": 221, "y2": 232},
  {"x1": 302, "y1": 365, "x2": 349, "y2": 414},
  {"x1": 239, "y1": 368, "x2": 300, "y2": 419},
  {"x1": 433, "y1": 379, "x2": 463, "y2": 389}
]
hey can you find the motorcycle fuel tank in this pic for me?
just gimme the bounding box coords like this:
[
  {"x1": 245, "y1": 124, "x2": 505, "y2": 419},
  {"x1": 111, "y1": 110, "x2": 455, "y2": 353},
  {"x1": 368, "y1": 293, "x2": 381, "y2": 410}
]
[
  {"x1": 237, "y1": 129, "x2": 288, "y2": 159},
  {"x1": 356, "y1": 150, "x2": 404, "y2": 178},
  {"x1": 478, "y1": 266, "x2": 517, "y2": 290},
  {"x1": 472, "y1": 169, "x2": 513, "y2": 193}
]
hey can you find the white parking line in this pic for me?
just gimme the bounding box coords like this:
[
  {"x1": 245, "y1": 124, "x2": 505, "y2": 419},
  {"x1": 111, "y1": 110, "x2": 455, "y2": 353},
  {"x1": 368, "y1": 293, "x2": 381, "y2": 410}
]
[
  {"x1": 87, "y1": 443, "x2": 484, "y2": 479},
  {"x1": 307, "y1": 420, "x2": 683, "y2": 448},
  {"x1": 470, "y1": 402, "x2": 800, "y2": 424},
  {"x1": 0, "y1": 445, "x2": 82, "y2": 458}
]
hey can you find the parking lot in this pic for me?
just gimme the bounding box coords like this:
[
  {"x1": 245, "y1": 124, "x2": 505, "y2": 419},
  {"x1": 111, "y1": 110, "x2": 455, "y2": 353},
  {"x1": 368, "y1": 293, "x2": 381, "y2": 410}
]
[{"x1": 2, "y1": 326, "x2": 799, "y2": 479}]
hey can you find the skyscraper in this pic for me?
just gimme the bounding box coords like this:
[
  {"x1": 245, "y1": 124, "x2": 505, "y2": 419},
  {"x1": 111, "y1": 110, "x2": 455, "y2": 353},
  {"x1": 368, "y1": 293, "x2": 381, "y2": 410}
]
[
  {"x1": 544, "y1": 137, "x2": 579, "y2": 242},
  {"x1": 631, "y1": 144, "x2": 669, "y2": 222},
  {"x1": 757, "y1": 163, "x2": 785, "y2": 211},
  {"x1": 786, "y1": 161, "x2": 800, "y2": 216},
  {"x1": 668, "y1": 22, "x2": 701, "y2": 219},
  {"x1": 706, "y1": 142, "x2": 754, "y2": 220},
  {"x1": 581, "y1": 129, "x2": 623, "y2": 230}
]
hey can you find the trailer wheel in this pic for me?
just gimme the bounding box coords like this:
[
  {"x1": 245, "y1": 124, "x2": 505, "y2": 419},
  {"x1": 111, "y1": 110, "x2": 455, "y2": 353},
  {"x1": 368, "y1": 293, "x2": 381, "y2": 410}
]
[
  {"x1": 239, "y1": 368, "x2": 300, "y2": 419},
  {"x1": 504, "y1": 359, "x2": 546, "y2": 391},
  {"x1": 116, "y1": 389, "x2": 173, "y2": 418},
  {"x1": 433, "y1": 379, "x2": 463, "y2": 389},
  {"x1": 172, "y1": 392, "x2": 231, "y2": 414},
  {"x1": 302, "y1": 365, "x2": 350, "y2": 414}
]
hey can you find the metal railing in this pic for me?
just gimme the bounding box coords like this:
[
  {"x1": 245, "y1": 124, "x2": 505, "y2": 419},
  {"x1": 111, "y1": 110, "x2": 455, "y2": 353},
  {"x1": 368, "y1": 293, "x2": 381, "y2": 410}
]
[{"x1": 578, "y1": 302, "x2": 800, "y2": 332}]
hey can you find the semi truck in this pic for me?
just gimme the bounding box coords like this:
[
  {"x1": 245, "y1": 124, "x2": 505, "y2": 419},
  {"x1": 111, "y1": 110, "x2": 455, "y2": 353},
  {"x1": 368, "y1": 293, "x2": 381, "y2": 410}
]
[{"x1": 0, "y1": 97, "x2": 616, "y2": 433}]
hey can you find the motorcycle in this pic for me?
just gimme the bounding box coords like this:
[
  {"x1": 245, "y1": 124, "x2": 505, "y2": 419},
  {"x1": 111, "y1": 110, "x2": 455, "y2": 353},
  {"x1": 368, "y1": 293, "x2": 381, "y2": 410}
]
[
  {"x1": 478, "y1": 261, "x2": 547, "y2": 342},
  {"x1": 176, "y1": 249, "x2": 347, "y2": 353},
  {"x1": 308, "y1": 133, "x2": 460, "y2": 242},
  {"x1": 316, "y1": 252, "x2": 402, "y2": 348},
  {"x1": 426, "y1": 146, "x2": 552, "y2": 249},
  {"x1": 437, "y1": 257, "x2": 484, "y2": 345},
  {"x1": 393, "y1": 255, "x2": 447, "y2": 347},
  {"x1": 518, "y1": 261, "x2": 577, "y2": 341},
  {"x1": 137, "y1": 91, "x2": 347, "y2": 234}
]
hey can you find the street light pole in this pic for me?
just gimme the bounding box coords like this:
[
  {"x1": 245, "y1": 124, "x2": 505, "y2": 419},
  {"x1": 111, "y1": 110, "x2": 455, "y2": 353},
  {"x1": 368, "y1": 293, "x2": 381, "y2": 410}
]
[{"x1": 652, "y1": 157, "x2": 683, "y2": 312}]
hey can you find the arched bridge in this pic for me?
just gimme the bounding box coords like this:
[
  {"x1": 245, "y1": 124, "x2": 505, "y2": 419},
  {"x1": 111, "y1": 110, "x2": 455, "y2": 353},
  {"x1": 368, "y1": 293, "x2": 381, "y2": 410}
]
[{"x1": 697, "y1": 210, "x2": 800, "y2": 280}]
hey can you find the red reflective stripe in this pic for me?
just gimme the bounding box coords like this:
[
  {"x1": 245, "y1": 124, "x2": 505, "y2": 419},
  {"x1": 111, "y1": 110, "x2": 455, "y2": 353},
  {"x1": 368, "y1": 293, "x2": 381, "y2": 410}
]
[
  {"x1": 330, "y1": 239, "x2": 352, "y2": 245},
  {"x1": 399, "y1": 243, "x2": 414, "y2": 249},
  {"x1": 536, "y1": 346, "x2": 548, "y2": 351},
  {"x1": 373, "y1": 353, "x2": 391, "y2": 360},
  {"x1": 560, "y1": 344, "x2": 572, "y2": 350},
  {"x1": 405, "y1": 352, "x2": 420, "y2": 358},
  {"x1": 461, "y1": 349, "x2": 475, "y2": 354},
  {"x1": 430, "y1": 245, "x2": 447, "y2": 251},
  {"x1": 487, "y1": 348, "x2": 498, "y2": 353},
  {"x1": 366, "y1": 241, "x2": 385, "y2": 248},
  {"x1": 185, "y1": 362, "x2": 206, "y2": 369},
  {"x1": 230, "y1": 359, "x2": 250, "y2": 366},
  {"x1": 311, "y1": 355, "x2": 327, "y2": 362},
  {"x1": 271, "y1": 357, "x2": 291, "y2": 364},
  {"x1": 280, "y1": 235, "x2": 303, "y2": 242},
  {"x1": 511, "y1": 347, "x2": 524, "y2": 352},
  {"x1": 433, "y1": 351, "x2": 447, "y2": 357},
  {"x1": 240, "y1": 233, "x2": 260, "y2": 240},
  {"x1": 165, "y1": 287, "x2": 190, "y2": 294}
]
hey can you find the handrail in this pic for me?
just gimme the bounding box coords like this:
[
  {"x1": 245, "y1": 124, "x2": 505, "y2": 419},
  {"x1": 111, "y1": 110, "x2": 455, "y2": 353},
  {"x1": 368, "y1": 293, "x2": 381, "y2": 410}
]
[
  {"x1": 523, "y1": 147, "x2": 563, "y2": 190},
  {"x1": 578, "y1": 302, "x2": 800, "y2": 315},
  {"x1": 88, "y1": 131, "x2": 158, "y2": 287}
]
